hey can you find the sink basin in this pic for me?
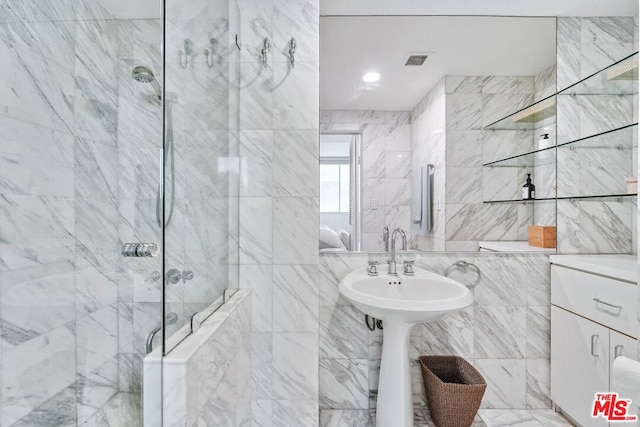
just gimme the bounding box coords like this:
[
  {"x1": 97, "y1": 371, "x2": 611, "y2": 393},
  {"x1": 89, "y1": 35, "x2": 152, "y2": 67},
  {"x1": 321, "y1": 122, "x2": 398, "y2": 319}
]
[
  {"x1": 339, "y1": 265, "x2": 473, "y2": 323},
  {"x1": 339, "y1": 264, "x2": 473, "y2": 427}
]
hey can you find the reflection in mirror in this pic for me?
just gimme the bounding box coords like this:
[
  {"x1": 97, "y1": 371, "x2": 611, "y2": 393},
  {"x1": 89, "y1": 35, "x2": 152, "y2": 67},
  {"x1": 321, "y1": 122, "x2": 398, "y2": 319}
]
[
  {"x1": 319, "y1": 134, "x2": 362, "y2": 251},
  {"x1": 320, "y1": 16, "x2": 559, "y2": 252}
]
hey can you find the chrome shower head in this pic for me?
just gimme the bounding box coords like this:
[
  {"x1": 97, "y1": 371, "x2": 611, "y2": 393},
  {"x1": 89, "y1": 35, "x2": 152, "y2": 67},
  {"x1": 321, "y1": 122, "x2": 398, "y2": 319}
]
[{"x1": 132, "y1": 66, "x2": 162, "y2": 100}]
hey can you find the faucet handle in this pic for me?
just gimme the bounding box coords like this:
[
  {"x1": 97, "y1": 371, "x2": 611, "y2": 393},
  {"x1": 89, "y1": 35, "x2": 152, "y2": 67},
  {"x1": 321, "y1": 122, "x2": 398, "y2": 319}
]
[
  {"x1": 403, "y1": 260, "x2": 415, "y2": 276},
  {"x1": 367, "y1": 261, "x2": 379, "y2": 276}
]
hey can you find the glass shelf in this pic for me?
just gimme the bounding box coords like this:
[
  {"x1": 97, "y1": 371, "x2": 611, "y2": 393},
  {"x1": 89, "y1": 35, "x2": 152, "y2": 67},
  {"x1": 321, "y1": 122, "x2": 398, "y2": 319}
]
[
  {"x1": 484, "y1": 52, "x2": 638, "y2": 131},
  {"x1": 560, "y1": 52, "x2": 638, "y2": 96},
  {"x1": 484, "y1": 194, "x2": 637, "y2": 204},
  {"x1": 484, "y1": 95, "x2": 556, "y2": 131},
  {"x1": 483, "y1": 123, "x2": 638, "y2": 167}
]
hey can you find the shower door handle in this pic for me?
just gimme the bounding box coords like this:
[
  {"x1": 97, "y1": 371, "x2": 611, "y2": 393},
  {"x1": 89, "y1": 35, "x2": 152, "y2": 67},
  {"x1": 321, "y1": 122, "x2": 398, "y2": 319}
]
[{"x1": 121, "y1": 243, "x2": 159, "y2": 257}]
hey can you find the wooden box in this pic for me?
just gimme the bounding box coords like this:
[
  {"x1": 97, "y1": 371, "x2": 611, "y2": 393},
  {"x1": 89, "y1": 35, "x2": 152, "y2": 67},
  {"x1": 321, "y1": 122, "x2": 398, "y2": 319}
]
[{"x1": 528, "y1": 225, "x2": 556, "y2": 248}]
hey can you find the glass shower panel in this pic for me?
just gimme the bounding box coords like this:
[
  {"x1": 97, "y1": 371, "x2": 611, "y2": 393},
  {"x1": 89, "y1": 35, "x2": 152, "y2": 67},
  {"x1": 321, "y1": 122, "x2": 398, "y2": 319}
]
[
  {"x1": 0, "y1": 0, "x2": 164, "y2": 425},
  {"x1": 162, "y1": 0, "x2": 240, "y2": 353}
]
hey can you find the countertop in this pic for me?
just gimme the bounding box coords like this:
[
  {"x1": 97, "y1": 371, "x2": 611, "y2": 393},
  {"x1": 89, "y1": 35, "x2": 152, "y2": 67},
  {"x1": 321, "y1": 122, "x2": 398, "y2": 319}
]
[
  {"x1": 549, "y1": 254, "x2": 638, "y2": 283},
  {"x1": 479, "y1": 241, "x2": 556, "y2": 253}
]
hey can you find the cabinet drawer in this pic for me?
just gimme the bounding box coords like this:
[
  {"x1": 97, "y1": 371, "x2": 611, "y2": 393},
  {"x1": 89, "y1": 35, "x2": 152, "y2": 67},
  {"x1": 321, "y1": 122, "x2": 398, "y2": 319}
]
[{"x1": 551, "y1": 265, "x2": 637, "y2": 338}]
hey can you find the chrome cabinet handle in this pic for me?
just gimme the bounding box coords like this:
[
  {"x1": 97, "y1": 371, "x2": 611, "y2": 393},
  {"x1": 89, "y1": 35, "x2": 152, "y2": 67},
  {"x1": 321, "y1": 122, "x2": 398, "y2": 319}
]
[
  {"x1": 591, "y1": 334, "x2": 599, "y2": 358},
  {"x1": 593, "y1": 298, "x2": 623, "y2": 314},
  {"x1": 615, "y1": 344, "x2": 624, "y2": 359}
]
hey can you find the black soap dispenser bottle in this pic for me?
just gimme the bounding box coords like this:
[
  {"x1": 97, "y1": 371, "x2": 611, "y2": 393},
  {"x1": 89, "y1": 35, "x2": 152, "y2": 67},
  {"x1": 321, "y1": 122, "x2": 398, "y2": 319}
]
[{"x1": 522, "y1": 174, "x2": 536, "y2": 200}]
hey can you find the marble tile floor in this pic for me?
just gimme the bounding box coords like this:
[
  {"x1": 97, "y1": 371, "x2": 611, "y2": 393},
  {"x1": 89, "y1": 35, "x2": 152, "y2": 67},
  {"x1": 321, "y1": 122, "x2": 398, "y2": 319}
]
[
  {"x1": 80, "y1": 392, "x2": 142, "y2": 427},
  {"x1": 320, "y1": 408, "x2": 574, "y2": 427}
]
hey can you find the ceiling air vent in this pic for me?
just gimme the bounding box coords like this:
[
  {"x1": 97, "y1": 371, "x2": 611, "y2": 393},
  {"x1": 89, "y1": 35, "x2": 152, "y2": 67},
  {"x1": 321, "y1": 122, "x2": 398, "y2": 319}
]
[{"x1": 404, "y1": 54, "x2": 429, "y2": 66}]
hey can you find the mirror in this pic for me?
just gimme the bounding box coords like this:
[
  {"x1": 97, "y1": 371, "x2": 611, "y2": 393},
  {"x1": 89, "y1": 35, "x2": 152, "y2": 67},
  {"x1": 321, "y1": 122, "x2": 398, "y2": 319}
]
[{"x1": 319, "y1": 15, "x2": 558, "y2": 252}]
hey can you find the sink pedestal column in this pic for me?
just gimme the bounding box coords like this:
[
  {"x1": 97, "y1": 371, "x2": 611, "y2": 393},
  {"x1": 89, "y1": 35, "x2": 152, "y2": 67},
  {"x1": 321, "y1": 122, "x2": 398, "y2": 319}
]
[{"x1": 376, "y1": 321, "x2": 414, "y2": 427}]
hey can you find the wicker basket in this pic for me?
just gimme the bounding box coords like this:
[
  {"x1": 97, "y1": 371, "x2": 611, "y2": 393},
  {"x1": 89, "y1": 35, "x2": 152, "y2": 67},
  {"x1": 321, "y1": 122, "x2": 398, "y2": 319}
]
[{"x1": 419, "y1": 356, "x2": 487, "y2": 427}]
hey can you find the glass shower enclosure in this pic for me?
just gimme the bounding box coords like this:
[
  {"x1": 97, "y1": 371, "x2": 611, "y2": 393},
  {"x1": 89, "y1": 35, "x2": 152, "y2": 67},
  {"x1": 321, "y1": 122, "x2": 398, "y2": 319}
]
[{"x1": 0, "y1": 0, "x2": 240, "y2": 424}]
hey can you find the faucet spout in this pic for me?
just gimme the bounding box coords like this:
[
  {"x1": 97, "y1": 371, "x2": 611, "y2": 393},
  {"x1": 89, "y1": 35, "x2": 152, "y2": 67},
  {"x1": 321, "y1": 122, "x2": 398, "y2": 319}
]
[{"x1": 388, "y1": 228, "x2": 407, "y2": 276}]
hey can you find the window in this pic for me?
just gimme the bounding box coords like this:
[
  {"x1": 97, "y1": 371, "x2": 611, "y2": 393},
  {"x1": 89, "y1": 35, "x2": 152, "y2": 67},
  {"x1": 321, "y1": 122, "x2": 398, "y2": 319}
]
[{"x1": 320, "y1": 163, "x2": 350, "y2": 213}]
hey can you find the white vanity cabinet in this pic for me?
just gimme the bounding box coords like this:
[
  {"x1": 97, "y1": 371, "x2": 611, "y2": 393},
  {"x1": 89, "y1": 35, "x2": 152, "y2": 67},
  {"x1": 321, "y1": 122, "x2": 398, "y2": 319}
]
[{"x1": 550, "y1": 255, "x2": 638, "y2": 427}]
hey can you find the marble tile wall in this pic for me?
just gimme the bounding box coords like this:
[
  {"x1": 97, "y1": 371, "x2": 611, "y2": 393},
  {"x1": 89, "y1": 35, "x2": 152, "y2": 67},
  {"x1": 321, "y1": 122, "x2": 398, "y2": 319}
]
[
  {"x1": 0, "y1": 0, "x2": 125, "y2": 425},
  {"x1": 320, "y1": 110, "x2": 412, "y2": 251},
  {"x1": 410, "y1": 79, "x2": 447, "y2": 251},
  {"x1": 144, "y1": 290, "x2": 250, "y2": 427},
  {"x1": 447, "y1": 75, "x2": 535, "y2": 251},
  {"x1": 533, "y1": 65, "x2": 558, "y2": 227},
  {"x1": 555, "y1": 17, "x2": 637, "y2": 254},
  {"x1": 318, "y1": 251, "x2": 552, "y2": 421},
  {"x1": 236, "y1": 0, "x2": 320, "y2": 425}
]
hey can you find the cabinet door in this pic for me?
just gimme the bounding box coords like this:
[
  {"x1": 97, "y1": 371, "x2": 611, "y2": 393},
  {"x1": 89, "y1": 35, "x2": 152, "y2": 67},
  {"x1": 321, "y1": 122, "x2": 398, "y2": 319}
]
[
  {"x1": 551, "y1": 306, "x2": 609, "y2": 427},
  {"x1": 609, "y1": 330, "x2": 638, "y2": 391}
]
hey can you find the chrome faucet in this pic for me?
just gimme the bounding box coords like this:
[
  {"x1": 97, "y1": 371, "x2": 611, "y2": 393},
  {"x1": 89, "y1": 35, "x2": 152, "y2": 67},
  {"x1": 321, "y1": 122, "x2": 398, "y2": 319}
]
[
  {"x1": 146, "y1": 312, "x2": 179, "y2": 353},
  {"x1": 383, "y1": 226, "x2": 389, "y2": 252},
  {"x1": 388, "y1": 228, "x2": 407, "y2": 276}
]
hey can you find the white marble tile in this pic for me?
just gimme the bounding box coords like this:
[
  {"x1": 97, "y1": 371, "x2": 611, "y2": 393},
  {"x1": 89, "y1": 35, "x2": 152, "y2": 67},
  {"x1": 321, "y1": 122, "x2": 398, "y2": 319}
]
[
  {"x1": 385, "y1": 178, "x2": 411, "y2": 206},
  {"x1": 526, "y1": 307, "x2": 550, "y2": 359},
  {"x1": 273, "y1": 264, "x2": 318, "y2": 332},
  {"x1": 1, "y1": 325, "x2": 76, "y2": 425},
  {"x1": 273, "y1": 129, "x2": 318, "y2": 197},
  {"x1": 482, "y1": 130, "x2": 533, "y2": 165},
  {"x1": 240, "y1": 265, "x2": 273, "y2": 332},
  {"x1": 0, "y1": 40, "x2": 75, "y2": 132},
  {"x1": 76, "y1": 304, "x2": 118, "y2": 376},
  {"x1": 240, "y1": 130, "x2": 273, "y2": 197},
  {"x1": 581, "y1": 17, "x2": 634, "y2": 44},
  {"x1": 271, "y1": 400, "x2": 319, "y2": 426},
  {"x1": 447, "y1": 167, "x2": 484, "y2": 204},
  {"x1": 526, "y1": 359, "x2": 550, "y2": 410},
  {"x1": 446, "y1": 94, "x2": 482, "y2": 130},
  {"x1": 446, "y1": 76, "x2": 483, "y2": 94},
  {"x1": 320, "y1": 409, "x2": 375, "y2": 427},
  {"x1": 320, "y1": 359, "x2": 369, "y2": 410},
  {"x1": 474, "y1": 306, "x2": 526, "y2": 359},
  {"x1": 557, "y1": 17, "x2": 581, "y2": 43},
  {"x1": 239, "y1": 197, "x2": 272, "y2": 264},
  {"x1": 273, "y1": 0, "x2": 318, "y2": 63},
  {"x1": 273, "y1": 60, "x2": 318, "y2": 130},
  {"x1": 528, "y1": 410, "x2": 573, "y2": 426},
  {"x1": 482, "y1": 94, "x2": 533, "y2": 128},
  {"x1": 272, "y1": 333, "x2": 318, "y2": 399},
  {"x1": 421, "y1": 306, "x2": 474, "y2": 358},
  {"x1": 446, "y1": 130, "x2": 482, "y2": 167},
  {"x1": 385, "y1": 151, "x2": 411, "y2": 179},
  {"x1": 320, "y1": 305, "x2": 368, "y2": 359},
  {"x1": 483, "y1": 76, "x2": 534, "y2": 95},
  {"x1": 251, "y1": 399, "x2": 273, "y2": 427},
  {"x1": 251, "y1": 333, "x2": 272, "y2": 400},
  {"x1": 0, "y1": 261, "x2": 75, "y2": 346},
  {"x1": 478, "y1": 409, "x2": 541, "y2": 427},
  {"x1": 362, "y1": 150, "x2": 385, "y2": 179},
  {"x1": 76, "y1": 355, "x2": 118, "y2": 425},
  {"x1": 272, "y1": 197, "x2": 318, "y2": 264},
  {"x1": 474, "y1": 360, "x2": 526, "y2": 409}
]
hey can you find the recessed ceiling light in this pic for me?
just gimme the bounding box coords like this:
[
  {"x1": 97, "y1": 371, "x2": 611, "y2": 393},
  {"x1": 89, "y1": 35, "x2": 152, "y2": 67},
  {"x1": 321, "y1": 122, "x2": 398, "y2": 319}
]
[{"x1": 362, "y1": 72, "x2": 380, "y2": 83}]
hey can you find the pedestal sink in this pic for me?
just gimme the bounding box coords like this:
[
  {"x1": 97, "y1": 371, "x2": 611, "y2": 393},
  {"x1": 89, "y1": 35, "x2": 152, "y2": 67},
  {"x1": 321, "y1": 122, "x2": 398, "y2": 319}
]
[{"x1": 339, "y1": 264, "x2": 473, "y2": 427}]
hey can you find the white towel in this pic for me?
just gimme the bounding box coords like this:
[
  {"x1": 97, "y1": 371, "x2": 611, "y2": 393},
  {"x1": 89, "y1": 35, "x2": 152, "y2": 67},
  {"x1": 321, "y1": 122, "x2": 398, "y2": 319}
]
[{"x1": 612, "y1": 356, "x2": 640, "y2": 412}]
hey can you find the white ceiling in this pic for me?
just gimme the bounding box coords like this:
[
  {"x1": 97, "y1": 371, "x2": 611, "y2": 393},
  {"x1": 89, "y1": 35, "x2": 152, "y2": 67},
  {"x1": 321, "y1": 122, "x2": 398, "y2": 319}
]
[
  {"x1": 320, "y1": 16, "x2": 558, "y2": 111},
  {"x1": 320, "y1": 0, "x2": 638, "y2": 17}
]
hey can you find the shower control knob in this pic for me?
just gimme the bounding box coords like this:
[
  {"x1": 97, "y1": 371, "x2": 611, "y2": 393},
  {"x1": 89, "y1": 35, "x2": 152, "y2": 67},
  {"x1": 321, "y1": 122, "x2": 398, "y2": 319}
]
[
  {"x1": 121, "y1": 243, "x2": 158, "y2": 257},
  {"x1": 166, "y1": 269, "x2": 182, "y2": 285},
  {"x1": 182, "y1": 270, "x2": 194, "y2": 282}
]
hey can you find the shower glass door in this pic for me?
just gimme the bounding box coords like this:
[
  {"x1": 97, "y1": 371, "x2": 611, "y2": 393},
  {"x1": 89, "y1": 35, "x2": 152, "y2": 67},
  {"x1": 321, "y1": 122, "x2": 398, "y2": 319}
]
[
  {"x1": 0, "y1": 0, "x2": 164, "y2": 425},
  {"x1": 162, "y1": 0, "x2": 241, "y2": 353}
]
